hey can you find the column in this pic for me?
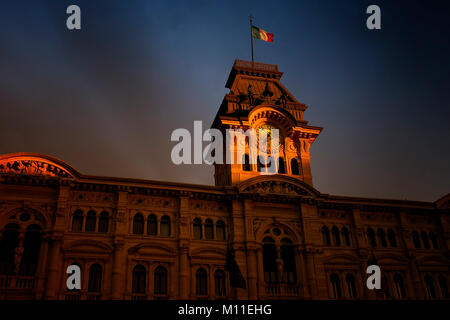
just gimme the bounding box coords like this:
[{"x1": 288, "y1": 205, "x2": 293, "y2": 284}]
[
  {"x1": 246, "y1": 248, "x2": 258, "y2": 299},
  {"x1": 256, "y1": 247, "x2": 265, "y2": 297},
  {"x1": 298, "y1": 247, "x2": 310, "y2": 299},
  {"x1": 111, "y1": 240, "x2": 124, "y2": 299},
  {"x1": 35, "y1": 233, "x2": 50, "y2": 299},
  {"x1": 45, "y1": 235, "x2": 63, "y2": 299},
  {"x1": 178, "y1": 246, "x2": 189, "y2": 299}
]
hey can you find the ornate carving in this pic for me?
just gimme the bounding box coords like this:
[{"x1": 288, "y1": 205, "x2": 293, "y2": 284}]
[
  {"x1": 253, "y1": 218, "x2": 263, "y2": 235},
  {"x1": 243, "y1": 181, "x2": 307, "y2": 196},
  {"x1": 0, "y1": 160, "x2": 73, "y2": 178},
  {"x1": 128, "y1": 196, "x2": 176, "y2": 209}
]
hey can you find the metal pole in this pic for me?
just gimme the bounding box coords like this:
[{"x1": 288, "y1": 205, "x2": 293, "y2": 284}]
[{"x1": 249, "y1": 15, "x2": 254, "y2": 68}]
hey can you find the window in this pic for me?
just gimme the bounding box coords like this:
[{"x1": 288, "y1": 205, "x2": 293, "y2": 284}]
[
  {"x1": 438, "y1": 275, "x2": 448, "y2": 298},
  {"x1": 332, "y1": 226, "x2": 341, "y2": 246},
  {"x1": 412, "y1": 230, "x2": 421, "y2": 248},
  {"x1": 147, "y1": 214, "x2": 157, "y2": 236},
  {"x1": 421, "y1": 231, "x2": 430, "y2": 249},
  {"x1": 290, "y1": 158, "x2": 299, "y2": 175},
  {"x1": 277, "y1": 158, "x2": 285, "y2": 174},
  {"x1": 425, "y1": 275, "x2": 436, "y2": 299},
  {"x1": 281, "y1": 239, "x2": 296, "y2": 284},
  {"x1": 382, "y1": 276, "x2": 391, "y2": 299},
  {"x1": 132, "y1": 265, "x2": 146, "y2": 294},
  {"x1": 98, "y1": 211, "x2": 109, "y2": 233},
  {"x1": 216, "y1": 220, "x2": 226, "y2": 240},
  {"x1": 393, "y1": 274, "x2": 406, "y2": 299},
  {"x1": 263, "y1": 237, "x2": 277, "y2": 283},
  {"x1": 72, "y1": 210, "x2": 83, "y2": 232},
  {"x1": 429, "y1": 231, "x2": 438, "y2": 249},
  {"x1": 367, "y1": 228, "x2": 376, "y2": 247},
  {"x1": 88, "y1": 264, "x2": 102, "y2": 292},
  {"x1": 346, "y1": 273, "x2": 357, "y2": 299},
  {"x1": 387, "y1": 229, "x2": 397, "y2": 247},
  {"x1": 193, "y1": 218, "x2": 202, "y2": 239},
  {"x1": 257, "y1": 156, "x2": 267, "y2": 173},
  {"x1": 242, "y1": 154, "x2": 251, "y2": 172},
  {"x1": 19, "y1": 225, "x2": 42, "y2": 276},
  {"x1": 322, "y1": 226, "x2": 331, "y2": 246},
  {"x1": 196, "y1": 268, "x2": 208, "y2": 296},
  {"x1": 377, "y1": 229, "x2": 387, "y2": 248},
  {"x1": 85, "y1": 210, "x2": 96, "y2": 232},
  {"x1": 214, "y1": 270, "x2": 226, "y2": 297},
  {"x1": 266, "y1": 157, "x2": 276, "y2": 174},
  {"x1": 205, "y1": 219, "x2": 214, "y2": 240},
  {"x1": 133, "y1": 213, "x2": 144, "y2": 235},
  {"x1": 330, "y1": 273, "x2": 342, "y2": 299},
  {"x1": 342, "y1": 227, "x2": 351, "y2": 246},
  {"x1": 160, "y1": 215, "x2": 171, "y2": 237},
  {"x1": 0, "y1": 224, "x2": 19, "y2": 275},
  {"x1": 154, "y1": 266, "x2": 168, "y2": 295}
]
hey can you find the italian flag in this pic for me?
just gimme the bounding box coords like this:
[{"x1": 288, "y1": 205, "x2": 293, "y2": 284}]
[{"x1": 251, "y1": 25, "x2": 274, "y2": 42}]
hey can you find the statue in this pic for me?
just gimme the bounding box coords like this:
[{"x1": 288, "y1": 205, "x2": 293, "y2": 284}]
[{"x1": 14, "y1": 246, "x2": 24, "y2": 274}]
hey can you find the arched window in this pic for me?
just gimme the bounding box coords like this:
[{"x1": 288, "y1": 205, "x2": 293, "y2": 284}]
[
  {"x1": 387, "y1": 229, "x2": 397, "y2": 247},
  {"x1": 281, "y1": 239, "x2": 296, "y2": 284},
  {"x1": 196, "y1": 268, "x2": 208, "y2": 296},
  {"x1": 377, "y1": 228, "x2": 387, "y2": 248},
  {"x1": 341, "y1": 227, "x2": 351, "y2": 246},
  {"x1": 421, "y1": 231, "x2": 430, "y2": 249},
  {"x1": 429, "y1": 231, "x2": 438, "y2": 249},
  {"x1": 393, "y1": 274, "x2": 406, "y2": 299},
  {"x1": 367, "y1": 228, "x2": 376, "y2": 247},
  {"x1": 85, "y1": 210, "x2": 97, "y2": 232},
  {"x1": 214, "y1": 269, "x2": 226, "y2": 297},
  {"x1": 346, "y1": 273, "x2": 357, "y2": 299},
  {"x1": 204, "y1": 219, "x2": 214, "y2": 240},
  {"x1": 72, "y1": 210, "x2": 83, "y2": 232},
  {"x1": 216, "y1": 220, "x2": 226, "y2": 240},
  {"x1": 193, "y1": 218, "x2": 202, "y2": 239},
  {"x1": 147, "y1": 214, "x2": 157, "y2": 236},
  {"x1": 257, "y1": 156, "x2": 267, "y2": 173},
  {"x1": 263, "y1": 237, "x2": 277, "y2": 283},
  {"x1": 277, "y1": 158, "x2": 286, "y2": 174},
  {"x1": 332, "y1": 226, "x2": 341, "y2": 246},
  {"x1": 438, "y1": 275, "x2": 449, "y2": 298},
  {"x1": 98, "y1": 211, "x2": 109, "y2": 233},
  {"x1": 425, "y1": 275, "x2": 436, "y2": 299},
  {"x1": 160, "y1": 215, "x2": 171, "y2": 237},
  {"x1": 322, "y1": 226, "x2": 331, "y2": 246},
  {"x1": 412, "y1": 230, "x2": 421, "y2": 248},
  {"x1": 330, "y1": 273, "x2": 342, "y2": 299},
  {"x1": 19, "y1": 224, "x2": 42, "y2": 276},
  {"x1": 290, "y1": 158, "x2": 299, "y2": 175},
  {"x1": 382, "y1": 275, "x2": 391, "y2": 299},
  {"x1": 88, "y1": 263, "x2": 102, "y2": 292},
  {"x1": 154, "y1": 266, "x2": 168, "y2": 295},
  {"x1": 0, "y1": 223, "x2": 19, "y2": 275},
  {"x1": 242, "y1": 154, "x2": 251, "y2": 172},
  {"x1": 133, "y1": 213, "x2": 144, "y2": 235},
  {"x1": 132, "y1": 265, "x2": 146, "y2": 294}
]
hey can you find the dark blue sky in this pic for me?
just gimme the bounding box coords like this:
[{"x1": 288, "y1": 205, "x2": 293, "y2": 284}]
[{"x1": 0, "y1": 0, "x2": 449, "y2": 201}]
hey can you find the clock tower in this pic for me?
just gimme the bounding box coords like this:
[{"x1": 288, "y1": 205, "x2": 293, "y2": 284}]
[{"x1": 211, "y1": 60, "x2": 322, "y2": 186}]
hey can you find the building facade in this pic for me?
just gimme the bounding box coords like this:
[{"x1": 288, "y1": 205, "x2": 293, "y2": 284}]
[{"x1": 0, "y1": 60, "x2": 449, "y2": 300}]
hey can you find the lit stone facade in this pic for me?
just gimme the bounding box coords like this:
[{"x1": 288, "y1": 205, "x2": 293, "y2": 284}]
[{"x1": 0, "y1": 60, "x2": 449, "y2": 300}]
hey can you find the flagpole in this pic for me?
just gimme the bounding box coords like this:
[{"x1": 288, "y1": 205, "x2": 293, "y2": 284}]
[{"x1": 249, "y1": 15, "x2": 254, "y2": 69}]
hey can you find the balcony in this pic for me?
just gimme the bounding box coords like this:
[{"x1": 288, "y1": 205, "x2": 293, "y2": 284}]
[
  {"x1": 64, "y1": 291, "x2": 101, "y2": 300},
  {"x1": 264, "y1": 284, "x2": 300, "y2": 297},
  {"x1": 0, "y1": 276, "x2": 36, "y2": 290}
]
